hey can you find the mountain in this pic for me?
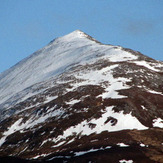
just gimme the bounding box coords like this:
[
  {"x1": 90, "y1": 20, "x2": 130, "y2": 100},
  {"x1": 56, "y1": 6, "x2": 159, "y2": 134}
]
[{"x1": 0, "y1": 30, "x2": 163, "y2": 163}]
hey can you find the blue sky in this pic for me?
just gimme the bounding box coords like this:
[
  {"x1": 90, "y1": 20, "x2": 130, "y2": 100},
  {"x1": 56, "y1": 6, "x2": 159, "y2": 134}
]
[{"x1": 0, "y1": 0, "x2": 163, "y2": 73}]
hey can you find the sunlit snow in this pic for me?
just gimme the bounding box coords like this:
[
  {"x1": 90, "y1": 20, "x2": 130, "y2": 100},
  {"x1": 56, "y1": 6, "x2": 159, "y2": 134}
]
[
  {"x1": 140, "y1": 143, "x2": 146, "y2": 147},
  {"x1": 133, "y1": 61, "x2": 162, "y2": 72},
  {"x1": 65, "y1": 99, "x2": 81, "y2": 105},
  {"x1": 153, "y1": 118, "x2": 163, "y2": 128},
  {"x1": 119, "y1": 159, "x2": 133, "y2": 163},
  {"x1": 117, "y1": 143, "x2": 129, "y2": 147},
  {"x1": 0, "y1": 107, "x2": 64, "y2": 147},
  {"x1": 71, "y1": 64, "x2": 131, "y2": 99},
  {"x1": 51, "y1": 106, "x2": 148, "y2": 145}
]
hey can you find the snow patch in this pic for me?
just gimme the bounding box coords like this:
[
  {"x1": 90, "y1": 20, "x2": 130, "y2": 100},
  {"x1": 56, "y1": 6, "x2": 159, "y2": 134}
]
[
  {"x1": 0, "y1": 118, "x2": 23, "y2": 147},
  {"x1": 32, "y1": 153, "x2": 51, "y2": 159},
  {"x1": 47, "y1": 155, "x2": 71, "y2": 161},
  {"x1": 72, "y1": 64, "x2": 130, "y2": 99},
  {"x1": 74, "y1": 146, "x2": 111, "y2": 157},
  {"x1": 75, "y1": 149, "x2": 99, "y2": 156},
  {"x1": 153, "y1": 118, "x2": 163, "y2": 128},
  {"x1": 66, "y1": 99, "x2": 80, "y2": 105},
  {"x1": 52, "y1": 141, "x2": 66, "y2": 148},
  {"x1": 117, "y1": 143, "x2": 129, "y2": 147},
  {"x1": 141, "y1": 105, "x2": 148, "y2": 111},
  {"x1": 133, "y1": 61, "x2": 161, "y2": 72},
  {"x1": 0, "y1": 107, "x2": 64, "y2": 146},
  {"x1": 146, "y1": 89, "x2": 163, "y2": 96},
  {"x1": 119, "y1": 159, "x2": 133, "y2": 163},
  {"x1": 44, "y1": 95, "x2": 58, "y2": 103},
  {"x1": 140, "y1": 143, "x2": 146, "y2": 147},
  {"x1": 107, "y1": 48, "x2": 138, "y2": 62},
  {"x1": 90, "y1": 139, "x2": 98, "y2": 142},
  {"x1": 53, "y1": 106, "x2": 148, "y2": 144}
]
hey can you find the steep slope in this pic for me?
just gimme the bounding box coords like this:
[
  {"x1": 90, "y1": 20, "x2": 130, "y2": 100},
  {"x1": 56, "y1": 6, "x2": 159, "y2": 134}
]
[
  {"x1": 0, "y1": 30, "x2": 138, "y2": 119},
  {"x1": 0, "y1": 30, "x2": 163, "y2": 163}
]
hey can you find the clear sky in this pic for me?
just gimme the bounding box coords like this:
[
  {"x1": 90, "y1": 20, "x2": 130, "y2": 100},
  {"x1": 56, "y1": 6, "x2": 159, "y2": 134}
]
[{"x1": 0, "y1": 0, "x2": 163, "y2": 73}]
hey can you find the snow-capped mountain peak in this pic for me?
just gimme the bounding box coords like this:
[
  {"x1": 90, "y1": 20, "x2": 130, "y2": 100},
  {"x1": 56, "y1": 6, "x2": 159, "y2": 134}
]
[
  {"x1": 0, "y1": 30, "x2": 136, "y2": 110},
  {"x1": 0, "y1": 30, "x2": 163, "y2": 162},
  {"x1": 60, "y1": 29, "x2": 88, "y2": 39},
  {"x1": 49, "y1": 30, "x2": 93, "y2": 44}
]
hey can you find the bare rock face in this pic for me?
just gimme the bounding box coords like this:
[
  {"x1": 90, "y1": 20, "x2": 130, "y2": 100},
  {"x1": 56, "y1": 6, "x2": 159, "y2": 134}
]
[{"x1": 0, "y1": 30, "x2": 163, "y2": 163}]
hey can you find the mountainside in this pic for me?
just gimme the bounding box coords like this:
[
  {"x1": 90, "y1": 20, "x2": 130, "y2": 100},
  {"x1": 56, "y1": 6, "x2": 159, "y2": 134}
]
[{"x1": 0, "y1": 30, "x2": 163, "y2": 163}]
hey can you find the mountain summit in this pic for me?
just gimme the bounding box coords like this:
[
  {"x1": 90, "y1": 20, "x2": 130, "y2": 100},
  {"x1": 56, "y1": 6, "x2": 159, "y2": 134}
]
[{"x1": 0, "y1": 30, "x2": 163, "y2": 162}]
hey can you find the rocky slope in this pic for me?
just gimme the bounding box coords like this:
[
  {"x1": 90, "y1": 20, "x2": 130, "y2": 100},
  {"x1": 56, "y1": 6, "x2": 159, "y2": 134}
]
[{"x1": 0, "y1": 30, "x2": 163, "y2": 163}]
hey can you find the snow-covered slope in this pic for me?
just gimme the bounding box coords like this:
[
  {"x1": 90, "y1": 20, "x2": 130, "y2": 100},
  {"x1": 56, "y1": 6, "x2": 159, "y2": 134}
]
[
  {"x1": 0, "y1": 30, "x2": 139, "y2": 110},
  {"x1": 0, "y1": 30, "x2": 163, "y2": 162}
]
